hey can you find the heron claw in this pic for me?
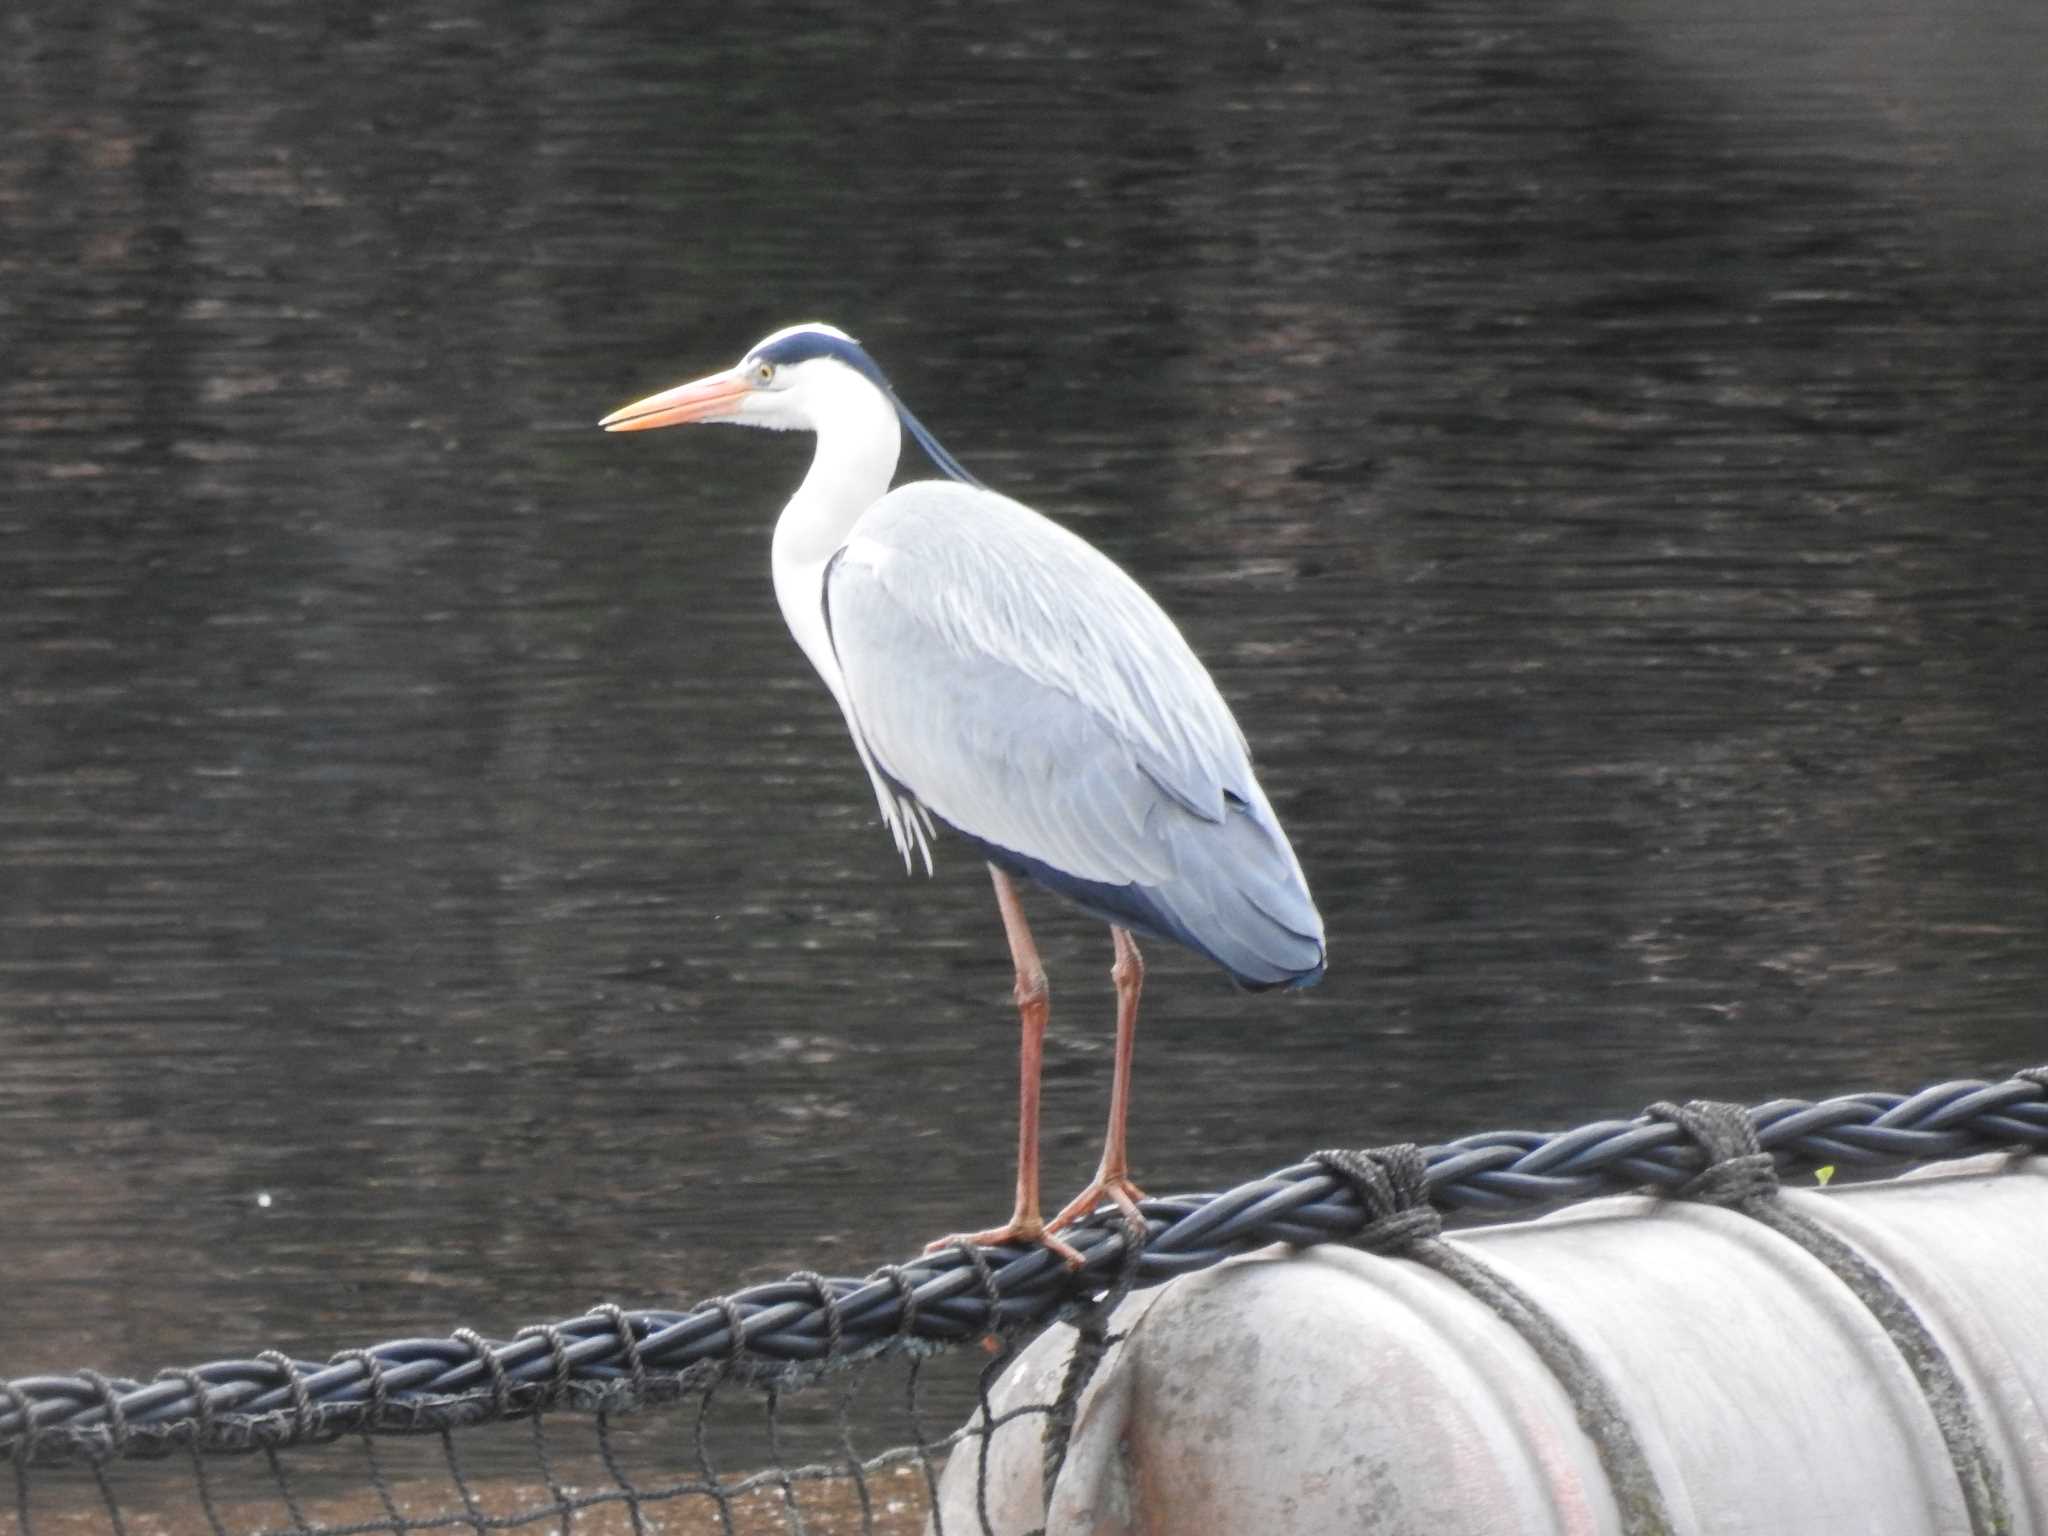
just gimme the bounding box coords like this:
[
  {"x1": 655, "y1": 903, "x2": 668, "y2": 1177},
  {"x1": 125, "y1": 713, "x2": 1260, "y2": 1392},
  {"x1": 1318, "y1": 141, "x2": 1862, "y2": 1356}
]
[
  {"x1": 923, "y1": 1219, "x2": 1086, "y2": 1270},
  {"x1": 1046, "y1": 1173, "x2": 1149, "y2": 1236}
]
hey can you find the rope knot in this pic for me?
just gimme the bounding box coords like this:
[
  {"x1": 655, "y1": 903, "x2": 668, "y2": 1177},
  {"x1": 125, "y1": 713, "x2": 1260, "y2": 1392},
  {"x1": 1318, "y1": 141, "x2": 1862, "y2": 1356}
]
[
  {"x1": 1312, "y1": 1143, "x2": 1441, "y2": 1253},
  {"x1": 1648, "y1": 1098, "x2": 1778, "y2": 1206},
  {"x1": 3, "y1": 1379, "x2": 41, "y2": 1466}
]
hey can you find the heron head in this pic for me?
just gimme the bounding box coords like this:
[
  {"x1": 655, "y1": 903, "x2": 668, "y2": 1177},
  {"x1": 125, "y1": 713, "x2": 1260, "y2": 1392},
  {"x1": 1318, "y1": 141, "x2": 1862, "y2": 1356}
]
[
  {"x1": 599, "y1": 323, "x2": 892, "y2": 435},
  {"x1": 601, "y1": 323, "x2": 983, "y2": 487}
]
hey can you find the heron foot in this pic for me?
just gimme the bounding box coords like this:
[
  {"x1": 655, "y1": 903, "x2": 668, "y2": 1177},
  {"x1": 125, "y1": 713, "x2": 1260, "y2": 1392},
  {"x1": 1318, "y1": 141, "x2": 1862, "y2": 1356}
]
[
  {"x1": 924, "y1": 1216, "x2": 1086, "y2": 1270},
  {"x1": 1046, "y1": 1171, "x2": 1149, "y2": 1235}
]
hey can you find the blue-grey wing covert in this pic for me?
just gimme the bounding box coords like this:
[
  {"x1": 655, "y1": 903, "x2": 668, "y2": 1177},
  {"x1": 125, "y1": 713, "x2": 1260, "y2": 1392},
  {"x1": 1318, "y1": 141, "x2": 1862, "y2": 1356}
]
[{"x1": 822, "y1": 481, "x2": 1325, "y2": 989}]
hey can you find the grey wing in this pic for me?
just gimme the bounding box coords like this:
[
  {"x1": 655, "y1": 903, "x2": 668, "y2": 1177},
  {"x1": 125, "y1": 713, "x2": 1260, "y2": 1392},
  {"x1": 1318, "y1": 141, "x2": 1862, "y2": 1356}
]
[{"x1": 823, "y1": 481, "x2": 1324, "y2": 987}]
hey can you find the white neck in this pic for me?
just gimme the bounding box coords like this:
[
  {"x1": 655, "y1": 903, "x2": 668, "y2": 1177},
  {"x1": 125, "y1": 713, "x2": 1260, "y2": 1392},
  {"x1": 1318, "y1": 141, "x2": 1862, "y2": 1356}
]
[{"x1": 770, "y1": 368, "x2": 902, "y2": 700}]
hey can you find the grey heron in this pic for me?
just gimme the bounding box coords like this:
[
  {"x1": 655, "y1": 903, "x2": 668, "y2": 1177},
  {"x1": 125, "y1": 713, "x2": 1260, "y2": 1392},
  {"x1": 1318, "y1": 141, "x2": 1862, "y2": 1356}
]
[{"x1": 601, "y1": 324, "x2": 1325, "y2": 1265}]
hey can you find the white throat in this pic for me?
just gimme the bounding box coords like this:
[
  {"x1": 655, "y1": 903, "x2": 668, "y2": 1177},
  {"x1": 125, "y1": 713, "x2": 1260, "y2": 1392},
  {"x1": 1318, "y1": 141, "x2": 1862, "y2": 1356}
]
[{"x1": 770, "y1": 365, "x2": 902, "y2": 702}]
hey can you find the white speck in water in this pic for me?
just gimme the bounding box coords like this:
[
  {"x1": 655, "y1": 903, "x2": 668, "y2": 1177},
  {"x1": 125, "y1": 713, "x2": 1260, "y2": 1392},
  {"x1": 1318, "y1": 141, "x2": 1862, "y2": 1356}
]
[{"x1": 256, "y1": 1192, "x2": 273, "y2": 1209}]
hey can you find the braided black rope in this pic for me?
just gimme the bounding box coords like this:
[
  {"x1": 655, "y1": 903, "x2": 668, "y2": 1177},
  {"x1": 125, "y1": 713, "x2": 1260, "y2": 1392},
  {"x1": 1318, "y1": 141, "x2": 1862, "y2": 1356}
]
[{"x1": 5, "y1": 1068, "x2": 2043, "y2": 1467}]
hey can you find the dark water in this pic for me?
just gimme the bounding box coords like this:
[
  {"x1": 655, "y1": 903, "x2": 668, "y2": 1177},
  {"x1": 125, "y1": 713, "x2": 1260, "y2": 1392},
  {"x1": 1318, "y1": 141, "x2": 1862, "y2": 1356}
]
[{"x1": 3, "y1": 0, "x2": 2045, "y2": 1384}]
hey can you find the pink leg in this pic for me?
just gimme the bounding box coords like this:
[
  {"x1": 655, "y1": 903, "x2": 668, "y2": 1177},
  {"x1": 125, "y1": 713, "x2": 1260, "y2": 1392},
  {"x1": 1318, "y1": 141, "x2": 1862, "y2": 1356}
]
[
  {"x1": 1047, "y1": 927, "x2": 1149, "y2": 1234},
  {"x1": 925, "y1": 867, "x2": 1085, "y2": 1267}
]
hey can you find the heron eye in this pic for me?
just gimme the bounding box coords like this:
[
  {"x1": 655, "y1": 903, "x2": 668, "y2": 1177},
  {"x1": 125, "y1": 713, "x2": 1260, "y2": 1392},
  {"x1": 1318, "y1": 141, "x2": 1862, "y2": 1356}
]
[{"x1": 753, "y1": 361, "x2": 776, "y2": 386}]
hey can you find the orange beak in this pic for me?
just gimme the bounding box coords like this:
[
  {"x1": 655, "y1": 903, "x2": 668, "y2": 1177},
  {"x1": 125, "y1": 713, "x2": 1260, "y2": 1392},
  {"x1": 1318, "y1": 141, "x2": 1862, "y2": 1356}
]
[{"x1": 598, "y1": 369, "x2": 751, "y2": 432}]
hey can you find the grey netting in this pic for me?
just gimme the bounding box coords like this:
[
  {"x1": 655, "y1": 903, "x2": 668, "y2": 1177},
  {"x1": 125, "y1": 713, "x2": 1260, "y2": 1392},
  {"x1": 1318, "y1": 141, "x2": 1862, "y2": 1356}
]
[{"x1": 5, "y1": 1067, "x2": 2044, "y2": 1536}]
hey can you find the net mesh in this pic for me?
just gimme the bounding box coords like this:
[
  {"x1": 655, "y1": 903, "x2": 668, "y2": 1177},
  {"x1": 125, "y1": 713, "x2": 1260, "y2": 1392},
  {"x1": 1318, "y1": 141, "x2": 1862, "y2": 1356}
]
[{"x1": 9, "y1": 1344, "x2": 1045, "y2": 1536}]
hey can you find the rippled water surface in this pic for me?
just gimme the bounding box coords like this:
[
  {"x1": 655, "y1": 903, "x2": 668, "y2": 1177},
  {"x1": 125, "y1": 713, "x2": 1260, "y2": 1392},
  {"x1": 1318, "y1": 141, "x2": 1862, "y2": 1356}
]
[{"x1": 3, "y1": 0, "x2": 2045, "y2": 1378}]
